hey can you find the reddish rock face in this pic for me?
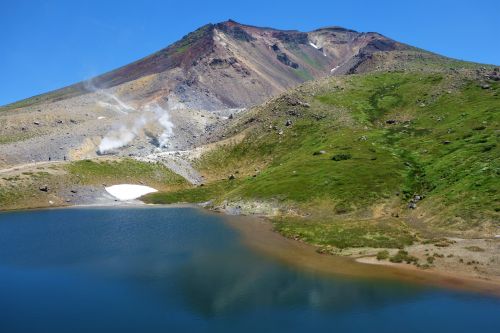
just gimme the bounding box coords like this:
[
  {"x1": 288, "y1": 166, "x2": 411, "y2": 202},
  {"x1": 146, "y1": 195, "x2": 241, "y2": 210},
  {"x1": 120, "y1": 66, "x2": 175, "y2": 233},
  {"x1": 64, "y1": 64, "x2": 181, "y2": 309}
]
[
  {"x1": 10, "y1": 20, "x2": 410, "y2": 112},
  {"x1": 0, "y1": 21, "x2": 419, "y2": 167}
]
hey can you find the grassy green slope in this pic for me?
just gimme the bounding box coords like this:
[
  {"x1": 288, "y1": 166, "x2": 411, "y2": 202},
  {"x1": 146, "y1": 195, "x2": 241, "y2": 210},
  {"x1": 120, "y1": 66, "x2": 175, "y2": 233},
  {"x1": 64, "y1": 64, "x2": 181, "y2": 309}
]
[
  {"x1": 0, "y1": 159, "x2": 188, "y2": 210},
  {"x1": 145, "y1": 71, "x2": 499, "y2": 247},
  {"x1": 0, "y1": 85, "x2": 86, "y2": 112}
]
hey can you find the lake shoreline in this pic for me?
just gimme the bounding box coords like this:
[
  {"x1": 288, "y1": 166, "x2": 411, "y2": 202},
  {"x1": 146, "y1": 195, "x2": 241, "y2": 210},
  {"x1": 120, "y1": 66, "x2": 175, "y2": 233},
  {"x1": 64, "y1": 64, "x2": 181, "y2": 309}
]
[
  {"x1": 1, "y1": 201, "x2": 499, "y2": 297},
  {"x1": 220, "y1": 212, "x2": 500, "y2": 297}
]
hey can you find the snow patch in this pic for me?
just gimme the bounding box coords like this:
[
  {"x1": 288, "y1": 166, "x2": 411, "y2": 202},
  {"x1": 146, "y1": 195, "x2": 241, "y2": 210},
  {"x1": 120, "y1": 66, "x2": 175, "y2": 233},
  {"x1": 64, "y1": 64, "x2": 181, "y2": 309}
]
[
  {"x1": 309, "y1": 41, "x2": 320, "y2": 49},
  {"x1": 97, "y1": 116, "x2": 106, "y2": 120},
  {"x1": 105, "y1": 184, "x2": 158, "y2": 201},
  {"x1": 330, "y1": 66, "x2": 340, "y2": 73}
]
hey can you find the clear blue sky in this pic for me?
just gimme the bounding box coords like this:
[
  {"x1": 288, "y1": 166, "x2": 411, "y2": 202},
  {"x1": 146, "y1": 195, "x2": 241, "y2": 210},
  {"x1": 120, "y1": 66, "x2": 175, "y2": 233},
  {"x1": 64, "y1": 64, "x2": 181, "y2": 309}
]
[{"x1": 1, "y1": 0, "x2": 498, "y2": 106}]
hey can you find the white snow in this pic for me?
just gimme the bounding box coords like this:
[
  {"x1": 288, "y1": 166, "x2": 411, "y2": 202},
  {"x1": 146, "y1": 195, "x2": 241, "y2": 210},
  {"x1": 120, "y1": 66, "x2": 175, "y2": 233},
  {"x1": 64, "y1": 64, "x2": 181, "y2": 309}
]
[
  {"x1": 330, "y1": 66, "x2": 340, "y2": 73},
  {"x1": 97, "y1": 116, "x2": 106, "y2": 120},
  {"x1": 105, "y1": 184, "x2": 158, "y2": 201},
  {"x1": 309, "y1": 41, "x2": 320, "y2": 49}
]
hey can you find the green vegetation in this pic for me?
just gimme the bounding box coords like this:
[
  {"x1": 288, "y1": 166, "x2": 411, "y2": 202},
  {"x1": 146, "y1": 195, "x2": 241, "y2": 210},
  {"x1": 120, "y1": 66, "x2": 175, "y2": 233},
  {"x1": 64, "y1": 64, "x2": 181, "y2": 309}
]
[
  {"x1": 293, "y1": 68, "x2": 314, "y2": 81},
  {"x1": 143, "y1": 71, "x2": 499, "y2": 248},
  {"x1": 376, "y1": 250, "x2": 390, "y2": 260},
  {"x1": 66, "y1": 159, "x2": 187, "y2": 188},
  {"x1": 0, "y1": 159, "x2": 189, "y2": 210},
  {"x1": 464, "y1": 246, "x2": 485, "y2": 252},
  {"x1": 0, "y1": 85, "x2": 84, "y2": 112},
  {"x1": 389, "y1": 250, "x2": 419, "y2": 264},
  {"x1": 0, "y1": 132, "x2": 34, "y2": 144},
  {"x1": 296, "y1": 50, "x2": 323, "y2": 70},
  {"x1": 331, "y1": 153, "x2": 352, "y2": 161},
  {"x1": 145, "y1": 180, "x2": 239, "y2": 204},
  {"x1": 273, "y1": 217, "x2": 416, "y2": 249},
  {"x1": 0, "y1": 171, "x2": 58, "y2": 209},
  {"x1": 173, "y1": 24, "x2": 213, "y2": 54}
]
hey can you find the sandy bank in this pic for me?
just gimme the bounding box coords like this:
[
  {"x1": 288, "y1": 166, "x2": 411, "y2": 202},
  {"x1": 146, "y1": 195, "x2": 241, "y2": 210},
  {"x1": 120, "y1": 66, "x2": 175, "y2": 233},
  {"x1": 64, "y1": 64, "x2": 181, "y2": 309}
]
[{"x1": 221, "y1": 214, "x2": 500, "y2": 297}]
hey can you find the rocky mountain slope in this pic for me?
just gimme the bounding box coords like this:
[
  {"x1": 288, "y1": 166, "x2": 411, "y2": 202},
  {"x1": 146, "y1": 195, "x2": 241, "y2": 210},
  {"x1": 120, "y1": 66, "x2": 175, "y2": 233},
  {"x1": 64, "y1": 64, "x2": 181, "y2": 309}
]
[
  {"x1": 0, "y1": 20, "x2": 460, "y2": 168},
  {"x1": 2, "y1": 20, "x2": 411, "y2": 110},
  {"x1": 146, "y1": 70, "x2": 499, "y2": 235}
]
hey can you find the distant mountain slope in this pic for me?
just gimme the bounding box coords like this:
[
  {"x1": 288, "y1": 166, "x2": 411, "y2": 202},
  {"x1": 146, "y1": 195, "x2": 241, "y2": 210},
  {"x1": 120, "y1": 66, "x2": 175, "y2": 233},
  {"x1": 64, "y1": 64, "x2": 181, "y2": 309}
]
[
  {"x1": 0, "y1": 20, "x2": 494, "y2": 168},
  {"x1": 2, "y1": 20, "x2": 412, "y2": 112},
  {"x1": 145, "y1": 71, "x2": 499, "y2": 237}
]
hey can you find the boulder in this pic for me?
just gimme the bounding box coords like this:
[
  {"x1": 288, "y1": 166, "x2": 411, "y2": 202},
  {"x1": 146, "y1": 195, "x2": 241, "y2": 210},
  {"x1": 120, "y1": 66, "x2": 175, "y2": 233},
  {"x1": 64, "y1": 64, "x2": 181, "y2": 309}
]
[{"x1": 331, "y1": 153, "x2": 352, "y2": 161}]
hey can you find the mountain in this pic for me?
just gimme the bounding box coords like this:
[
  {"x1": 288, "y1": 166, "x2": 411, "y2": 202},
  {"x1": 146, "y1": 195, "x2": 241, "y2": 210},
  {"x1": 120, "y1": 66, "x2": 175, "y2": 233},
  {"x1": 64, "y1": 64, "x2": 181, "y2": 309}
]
[
  {"x1": 1, "y1": 20, "x2": 499, "y2": 282},
  {"x1": 2, "y1": 20, "x2": 411, "y2": 111},
  {"x1": 0, "y1": 20, "x2": 465, "y2": 167},
  {"x1": 145, "y1": 69, "x2": 499, "y2": 234},
  {"x1": 1, "y1": 19, "x2": 495, "y2": 192},
  {"x1": 141, "y1": 70, "x2": 499, "y2": 281}
]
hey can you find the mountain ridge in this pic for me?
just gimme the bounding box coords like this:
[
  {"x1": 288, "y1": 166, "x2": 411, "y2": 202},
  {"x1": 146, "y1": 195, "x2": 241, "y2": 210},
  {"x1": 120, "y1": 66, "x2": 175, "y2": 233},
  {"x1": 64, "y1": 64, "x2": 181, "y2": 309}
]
[{"x1": 2, "y1": 19, "x2": 411, "y2": 111}]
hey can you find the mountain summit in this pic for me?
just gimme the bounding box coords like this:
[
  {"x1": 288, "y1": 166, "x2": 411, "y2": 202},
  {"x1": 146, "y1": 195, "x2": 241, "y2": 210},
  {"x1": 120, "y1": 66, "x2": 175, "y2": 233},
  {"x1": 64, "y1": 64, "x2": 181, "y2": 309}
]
[
  {"x1": 0, "y1": 20, "x2": 483, "y2": 167},
  {"x1": 83, "y1": 19, "x2": 408, "y2": 109},
  {"x1": 4, "y1": 20, "x2": 410, "y2": 111}
]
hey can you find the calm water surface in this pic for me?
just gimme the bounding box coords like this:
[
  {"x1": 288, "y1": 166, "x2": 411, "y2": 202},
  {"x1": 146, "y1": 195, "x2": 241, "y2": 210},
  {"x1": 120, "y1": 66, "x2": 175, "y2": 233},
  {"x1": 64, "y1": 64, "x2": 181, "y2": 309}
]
[{"x1": 0, "y1": 207, "x2": 498, "y2": 332}]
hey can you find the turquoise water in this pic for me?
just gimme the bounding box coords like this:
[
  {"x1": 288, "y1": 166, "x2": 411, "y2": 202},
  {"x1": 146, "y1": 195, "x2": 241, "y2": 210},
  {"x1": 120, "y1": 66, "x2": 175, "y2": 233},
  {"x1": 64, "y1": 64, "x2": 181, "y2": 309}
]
[{"x1": 0, "y1": 207, "x2": 498, "y2": 332}]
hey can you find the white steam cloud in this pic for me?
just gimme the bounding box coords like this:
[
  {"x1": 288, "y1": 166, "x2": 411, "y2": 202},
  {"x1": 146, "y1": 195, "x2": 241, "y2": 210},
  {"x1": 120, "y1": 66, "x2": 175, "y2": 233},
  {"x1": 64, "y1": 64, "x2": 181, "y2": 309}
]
[
  {"x1": 98, "y1": 115, "x2": 148, "y2": 153},
  {"x1": 144, "y1": 103, "x2": 174, "y2": 148},
  {"x1": 84, "y1": 81, "x2": 174, "y2": 154}
]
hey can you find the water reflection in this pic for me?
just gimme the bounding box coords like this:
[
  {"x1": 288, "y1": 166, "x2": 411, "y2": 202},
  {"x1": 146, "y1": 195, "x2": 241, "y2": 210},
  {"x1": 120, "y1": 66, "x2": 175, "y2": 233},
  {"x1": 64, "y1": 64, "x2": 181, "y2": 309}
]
[
  {"x1": 0, "y1": 207, "x2": 498, "y2": 333},
  {"x1": 176, "y1": 249, "x2": 421, "y2": 317}
]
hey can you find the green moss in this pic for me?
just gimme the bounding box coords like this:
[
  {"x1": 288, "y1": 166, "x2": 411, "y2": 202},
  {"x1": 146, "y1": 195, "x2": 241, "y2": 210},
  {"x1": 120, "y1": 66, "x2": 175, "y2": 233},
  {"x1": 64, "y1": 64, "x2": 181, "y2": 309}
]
[
  {"x1": 331, "y1": 153, "x2": 352, "y2": 161},
  {"x1": 293, "y1": 68, "x2": 314, "y2": 81},
  {"x1": 274, "y1": 217, "x2": 416, "y2": 249},
  {"x1": 66, "y1": 159, "x2": 187, "y2": 186},
  {"x1": 464, "y1": 246, "x2": 485, "y2": 252},
  {"x1": 173, "y1": 24, "x2": 213, "y2": 54},
  {"x1": 148, "y1": 71, "x2": 499, "y2": 234},
  {"x1": 143, "y1": 180, "x2": 239, "y2": 204},
  {"x1": 0, "y1": 85, "x2": 84, "y2": 111},
  {"x1": 376, "y1": 250, "x2": 390, "y2": 260},
  {"x1": 0, "y1": 132, "x2": 34, "y2": 144},
  {"x1": 390, "y1": 250, "x2": 418, "y2": 264}
]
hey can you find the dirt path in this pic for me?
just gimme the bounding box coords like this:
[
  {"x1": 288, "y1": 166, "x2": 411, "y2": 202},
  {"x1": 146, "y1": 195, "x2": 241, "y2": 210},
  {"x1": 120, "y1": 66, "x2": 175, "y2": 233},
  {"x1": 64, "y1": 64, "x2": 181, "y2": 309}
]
[{"x1": 0, "y1": 160, "x2": 66, "y2": 175}]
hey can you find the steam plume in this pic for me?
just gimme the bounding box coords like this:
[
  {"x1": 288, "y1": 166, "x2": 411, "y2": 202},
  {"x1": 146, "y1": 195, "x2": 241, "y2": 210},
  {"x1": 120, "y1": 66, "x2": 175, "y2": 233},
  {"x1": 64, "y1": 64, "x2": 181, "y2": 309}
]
[{"x1": 84, "y1": 80, "x2": 175, "y2": 154}]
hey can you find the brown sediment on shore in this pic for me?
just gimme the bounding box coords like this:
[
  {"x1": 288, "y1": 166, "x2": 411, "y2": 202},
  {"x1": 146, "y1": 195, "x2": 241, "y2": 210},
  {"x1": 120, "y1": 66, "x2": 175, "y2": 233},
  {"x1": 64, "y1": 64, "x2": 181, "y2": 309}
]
[
  {"x1": 221, "y1": 213, "x2": 500, "y2": 297},
  {"x1": 2, "y1": 198, "x2": 499, "y2": 297}
]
